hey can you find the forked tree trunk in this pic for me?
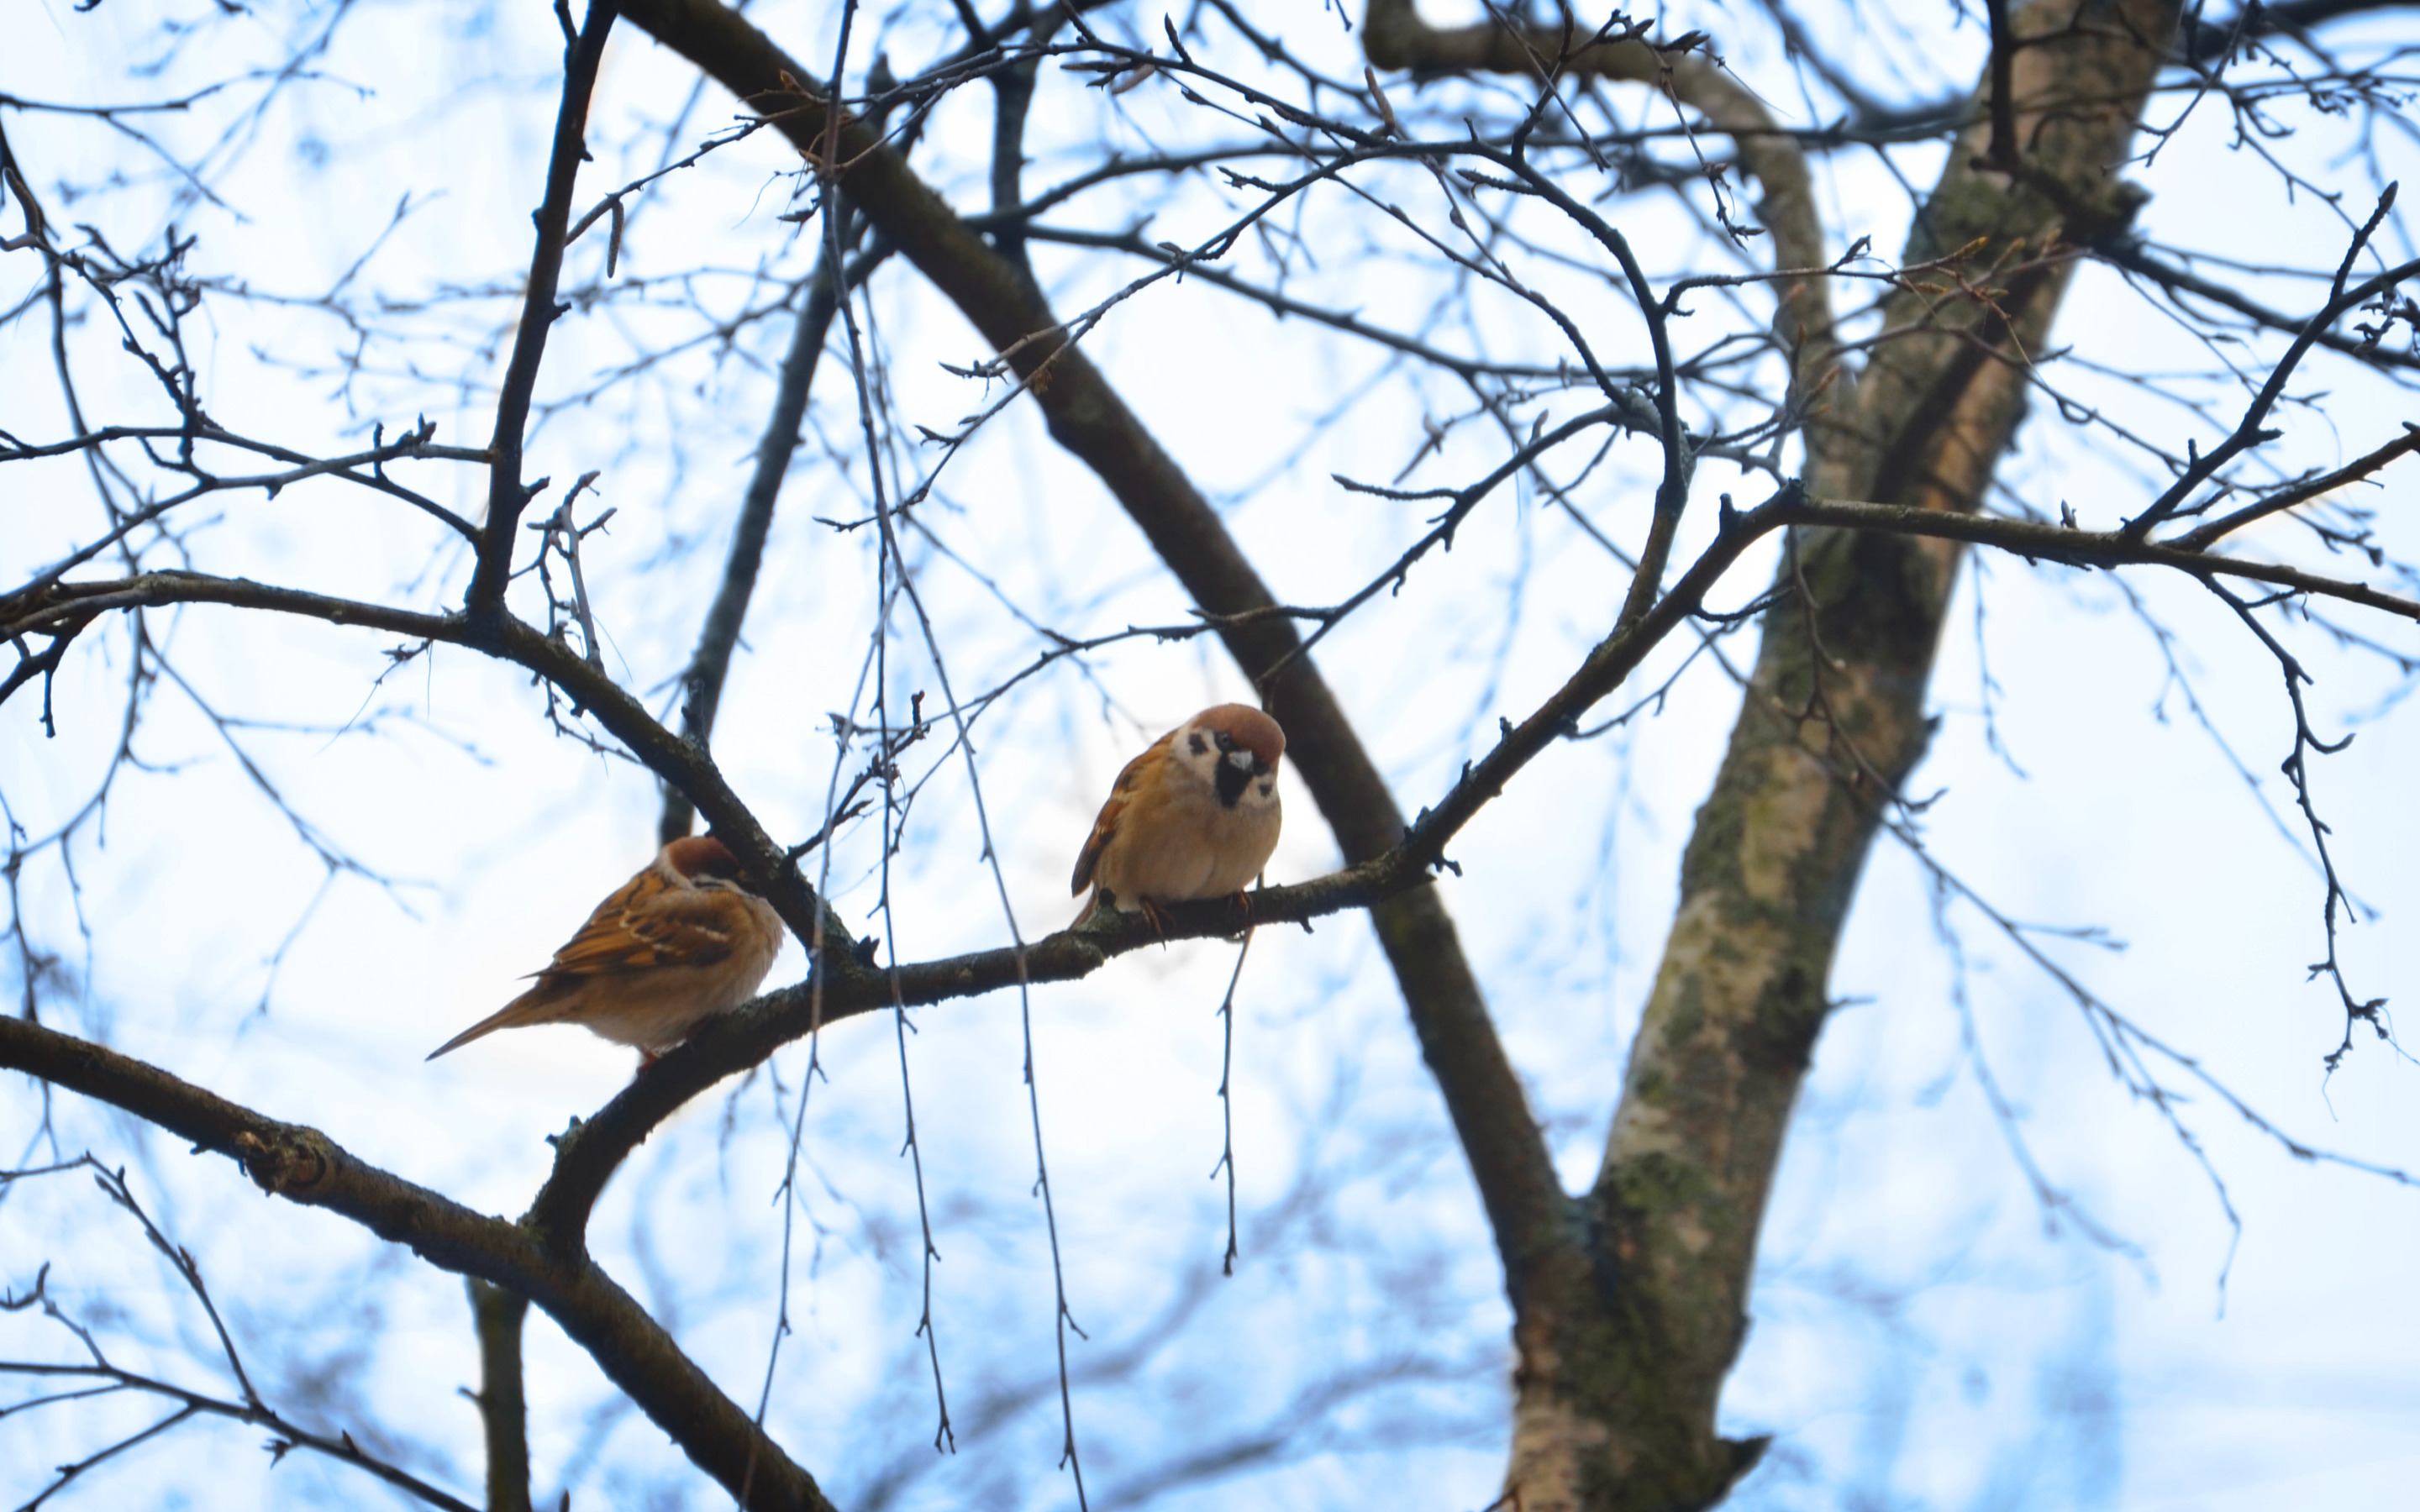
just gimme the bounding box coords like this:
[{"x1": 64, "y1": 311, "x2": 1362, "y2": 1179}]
[{"x1": 1506, "y1": 2, "x2": 2185, "y2": 1506}]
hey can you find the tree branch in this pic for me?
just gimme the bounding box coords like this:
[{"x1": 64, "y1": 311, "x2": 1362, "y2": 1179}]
[
  {"x1": 6, "y1": 420, "x2": 483, "y2": 601},
  {"x1": 658, "y1": 239, "x2": 878, "y2": 844},
  {"x1": 1559, "y1": 2, "x2": 2187, "y2": 1501},
  {"x1": 3, "y1": 1156, "x2": 483, "y2": 1512},
  {"x1": 1360, "y1": 0, "x2": 1835, "y2": 374},
  {"x1": 2120, "y1": 209, "x2": 2413, "y2": 538},
  {"x1": 2178, "y1": 0, "x2": 2419, "y2": 62},
  {"x1": 608, "y1": 0, "x2": 1576, "y2": 1295},
  {"x1": 467, "y1": 1278, "x2": 534, "y2": 1512},
  {"x1": 469, "y1": 0, "x2": 622, "y2": 617},
  {"x1": 1792, "y1": 496, "x2": 2420, "y2": 617},
  {"x1": 2096, "y1": 237, "x2": 2420, "y2": 374},
  {"x1": 0, "y1": 569, "x2": 876, "y2": 1025},
  {"x1": 2170, "y1": 421, "x2": 2420, "y2": 550},
  {"x1": 13, "y1": 455, "x2": 2416, "y2": 1237},
  {"x1": 0, "y1": 1016, "x2": 838, "y2": 1512}
]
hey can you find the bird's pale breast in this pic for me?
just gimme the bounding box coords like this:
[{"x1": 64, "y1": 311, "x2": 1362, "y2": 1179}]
[{"x1": 1094, "y1": 775, "x2": 1280, "y2": 906}]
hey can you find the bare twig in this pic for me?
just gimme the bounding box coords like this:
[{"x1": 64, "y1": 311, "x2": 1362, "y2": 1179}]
[
  {"x1": 0, "y1": 1158, "x2": 483, "y2": 1512},
  {"x1": 467, "y1": 0, "x2": 623, "y2": 616}
]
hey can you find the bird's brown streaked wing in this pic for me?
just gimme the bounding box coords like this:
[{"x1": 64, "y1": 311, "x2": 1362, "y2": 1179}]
[
  {"x1": 545, "y1": 877, "x2": 751, "y2": 976},
  {"x1": 424, "y1": 869, "x2": 665, "y2": 1061},
  {"x1": 1071, "y1": 734, "x2": 1168, "y2": 895}
]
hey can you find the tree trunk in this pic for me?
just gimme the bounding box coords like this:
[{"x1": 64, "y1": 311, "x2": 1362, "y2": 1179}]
[{"x1": 1507, "y1": 2, "x2": 2185, "y2": 1506}]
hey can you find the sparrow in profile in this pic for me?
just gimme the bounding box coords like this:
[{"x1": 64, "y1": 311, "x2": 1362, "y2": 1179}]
[
  {"x1": 428, "y1": 836, "x2": 786, "y2": 1062},
  {"x1": 1072, "y1": 703, "x2": 1285, "y2": 926}
]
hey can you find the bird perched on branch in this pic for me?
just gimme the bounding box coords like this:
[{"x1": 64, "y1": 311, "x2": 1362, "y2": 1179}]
[
  {"x1": 1072, "y1": 703, "x2": 1285, "y2": 927},
  {"x1": 428, "y1": 836, "x2": 785, "y2": 1062}
]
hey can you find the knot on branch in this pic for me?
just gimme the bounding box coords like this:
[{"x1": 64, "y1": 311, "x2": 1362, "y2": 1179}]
[{"x1": 231, "y1": 1126, "x2": 334, "y2": 1197}]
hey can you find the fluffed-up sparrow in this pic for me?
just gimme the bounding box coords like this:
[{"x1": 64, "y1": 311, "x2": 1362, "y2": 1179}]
[
  {"x1": 1072, "y1": 703, "x2": 1284, "y2": 924},
  {"x1": 428, "y1": 836, "x2": 786, "y2": 1061}
]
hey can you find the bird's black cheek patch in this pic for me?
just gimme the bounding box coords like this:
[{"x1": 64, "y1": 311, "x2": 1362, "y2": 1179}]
[
  {"x1": 1256, "y1": 780, "x2": 1274, "y2": 799},
  {"x1": 1214, "y1": 761, "x2": 1251, "y2": 807},
  {"x1": 1188, "y1": 732, "x2": 1209, "y2": 756}
]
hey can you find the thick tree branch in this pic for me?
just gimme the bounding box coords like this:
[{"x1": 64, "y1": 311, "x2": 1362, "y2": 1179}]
[
  {"x1": 467, "y1": 1278, "x2": 534, "y2": 1512},
  {"x1": 0, "y1": 1015, "x2": 838, "y2": 1512},
  {"x1": 20, "y1": 456, "x2": 2408, "y2": 1249},
  {"x1": 14, "y1": 485, "x2": 2409, "y2": 949},
  {"x1": 14, "y1": 1, "x2": 2414, "y2": 1506},
  {"x1": 1982, "y1": 0, "x2": 2021, "y2": 171},
  {"x1": 1360, "y1": 0, "x2": 1834, "y2": 373},
  {"x1": 608, "y1": 0, "x2": 1576, "y2": 1294},
  {"x1": 1794, "y1": 496, "x2": 2420, "y2": 617},
  {"x1": 1552, "y1": 2, "x2": 2189, "y2": 1505}
]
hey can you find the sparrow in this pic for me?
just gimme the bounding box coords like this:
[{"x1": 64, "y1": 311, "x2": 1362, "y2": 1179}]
[
  {"x1": 428, "y1": 836, "x2": 786, "y2": 1061},
  {"x1": 1071, "y1": 703, "x2": 1285, "y2": 925}
]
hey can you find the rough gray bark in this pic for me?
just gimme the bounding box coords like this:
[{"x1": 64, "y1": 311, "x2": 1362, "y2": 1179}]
[
  {"x1": 1527, "y1": 2, "x2": 2186, "y2": 1506},
  {"x1": 587, "y1": 1, "x2": 2190, "y2": 1504}
]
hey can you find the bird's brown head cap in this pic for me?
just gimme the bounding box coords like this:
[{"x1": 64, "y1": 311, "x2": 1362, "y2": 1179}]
[
  {"x1": 1193, "y1": 704, "x2": 1285, "y2": 769},
  {"x1": 665, "y1": 835, "x2": 744, "y2": 880}
]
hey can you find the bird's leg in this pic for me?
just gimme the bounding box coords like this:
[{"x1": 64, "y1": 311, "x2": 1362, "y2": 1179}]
[
  {"x1": 1139, "y1": 896, "x2": 1172, "y2": 944},
  {"x1": 1230, "y1": 869, "x2": 1269, "y2": 931}
]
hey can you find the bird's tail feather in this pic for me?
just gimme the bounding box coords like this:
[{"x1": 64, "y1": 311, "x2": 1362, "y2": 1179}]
[{"x1": 425, "y1": 989, "x2": 566, "y2": 1061}]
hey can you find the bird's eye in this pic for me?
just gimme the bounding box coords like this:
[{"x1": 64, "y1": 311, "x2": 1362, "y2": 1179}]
[{"x1": 1213, "y1": 732, "x2": 1234, "y2": 751}]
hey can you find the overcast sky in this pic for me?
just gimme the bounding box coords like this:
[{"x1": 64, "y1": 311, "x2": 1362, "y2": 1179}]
[{"x1": 6, "y1": 1, "x2": 2419, "y2": 1508}]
